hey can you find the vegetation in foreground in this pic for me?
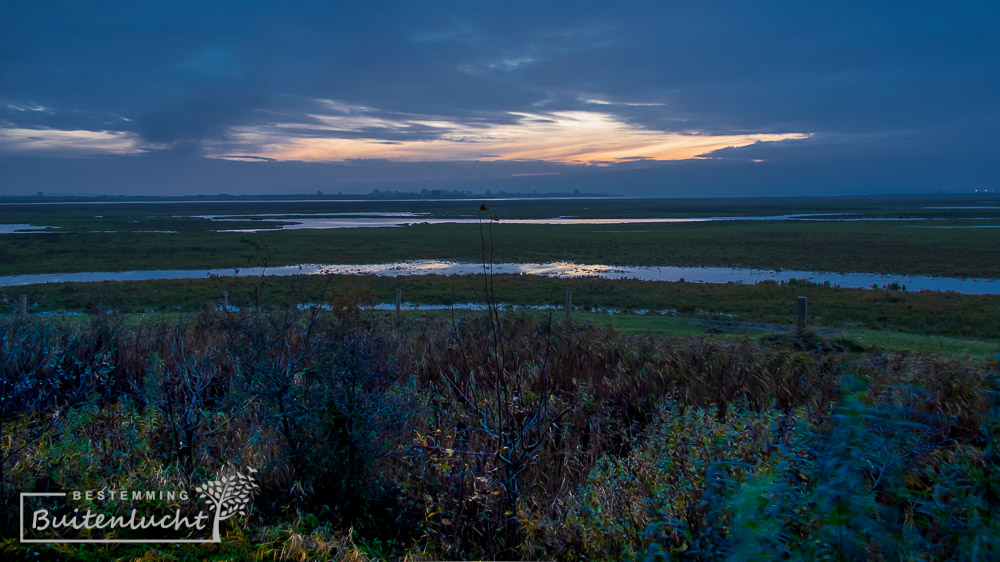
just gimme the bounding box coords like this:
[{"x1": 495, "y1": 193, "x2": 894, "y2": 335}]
[{"x1": 2, "y1": 301, "x2": 998, "y2": 560}]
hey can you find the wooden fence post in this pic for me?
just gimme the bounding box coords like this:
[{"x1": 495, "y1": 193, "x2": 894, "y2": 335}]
[
  {"x1": 19, "y1": 294, "x2": 27, "y2": 321},
  {"x1": 396, "y1": 289, "x2": 402, "y2": 321},
  {"x1": 797, "y1": 296, "x2": 807, "y2": 332},
  {"x1": 565, "y1": 290, "x2": 572, "y2": 320},
  {"x1": 222, "y1": 291, "x2": 229, "y2": 311}
]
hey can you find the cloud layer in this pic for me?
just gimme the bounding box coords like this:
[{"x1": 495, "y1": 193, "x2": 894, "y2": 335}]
[
  {"x1": 1, "y1": 1, "x2": 997, "y2": 195},
  {"x1": 210, "y1": 102, "x2": 808, "y2": 164}
]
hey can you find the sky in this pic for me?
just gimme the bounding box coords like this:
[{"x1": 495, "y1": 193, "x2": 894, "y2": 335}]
[{"x1": 1, "y1": 1, "x2": 998, "y2": 197}]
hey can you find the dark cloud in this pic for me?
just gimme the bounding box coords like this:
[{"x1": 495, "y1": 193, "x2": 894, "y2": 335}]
[
  {"x1": 2, "y1": 136, "x2": 991, "y2": 197},
  {"x1": 0, "y1": 153, "x2": 574, "y2": 196},
  {"x1": 0, "y1": 102, "x2": 132, "y2": 133},
  {"x1": 133, "y1": 91, "x2": 268, "y2": 148}
]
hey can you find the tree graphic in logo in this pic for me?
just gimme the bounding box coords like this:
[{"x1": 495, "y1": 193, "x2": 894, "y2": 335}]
[{"x1": 194, "y1": 467, "x2": 259, "y2": 542}]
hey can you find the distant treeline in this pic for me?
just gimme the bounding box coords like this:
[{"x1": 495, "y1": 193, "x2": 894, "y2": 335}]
[{"x1": 0, "y1": 188, "x2": 615, "y2": 203}]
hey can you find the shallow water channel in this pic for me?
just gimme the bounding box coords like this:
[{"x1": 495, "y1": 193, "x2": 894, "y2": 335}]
[
  {"x1": 1, "y1": 260, "x2": 997, "y2": 294},
  {"x1": 10, "y1": 211, "x2": 998, "y2": 234}
]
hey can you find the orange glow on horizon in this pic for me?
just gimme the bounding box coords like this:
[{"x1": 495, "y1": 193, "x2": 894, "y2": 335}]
[{"x1": 212, "y1": 110, "x2": 808, "y2": 164}]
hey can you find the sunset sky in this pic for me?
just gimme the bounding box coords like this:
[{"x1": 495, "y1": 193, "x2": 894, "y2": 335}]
[{"x1": 1, "y1": 1, "x2": 997, "y2": 196}]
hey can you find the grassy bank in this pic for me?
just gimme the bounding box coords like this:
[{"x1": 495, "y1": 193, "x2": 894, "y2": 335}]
[
  {"x1": 570, "y1": 312, "x2": 1000, "y2": 360},
  {"x1": 6, "y1": 273, "x2": 1000, "y2": 339},
  {"x1": 2, "y1": 220, "x2": 999, "y2": 278},
  {"x1": 2, "y1": 195, "x2": 1000, "y2": 278}
]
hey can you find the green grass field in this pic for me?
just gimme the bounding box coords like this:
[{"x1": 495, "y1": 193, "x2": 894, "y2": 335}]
[
  {"x1": 5, "y1": 272, "x2": 999, "y2": 359},
  {"x1": 3, "y1": 194, "x2": 998, "y2": 360},
  {"x1": 394, "y1": 308, "x2": 999, "y2": 360},
  {"x1": 2, "y1": 194, "x2": 999, "y2": 277}
]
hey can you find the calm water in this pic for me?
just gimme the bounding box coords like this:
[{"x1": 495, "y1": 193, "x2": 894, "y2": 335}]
[
  {"x1": 0, "y1": 213, "x2": 847, "y2": 234},
  {"x1": 6, "y1": 211, "x2": 1000, "y2": 234},
  {"x1": 190, "y1": 212, "x2": 967, "y2": 231},
  {"x1": 2, "y1": 260, "x2": 996, "y2": 294},
  {"x1": 193, "y1": 213, "x2": 805, "y2": 231},
  {"x1": 0, "y1": 224, "x2": 53, "y2": 234}
]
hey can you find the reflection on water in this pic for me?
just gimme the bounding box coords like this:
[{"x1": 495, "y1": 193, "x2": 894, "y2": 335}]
[
  {"x1": 197, "y1": 213, "x2": 858, "y2": 231},
  {"x1": 0, "y1": 224, "x2": 57, "y2": 234},
  {"x1": 7, "y1": 212, "x2": 1000, "y2": 234},
  {"x1": 301, "y1": 302, "x2": 660, "y2": 314},
  {"x1": 1, "y1": 260, "x2": 997, "y2": 294},
  {"x1": 191, "y1": 212, "x2": 1000, "y2": 231}
]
